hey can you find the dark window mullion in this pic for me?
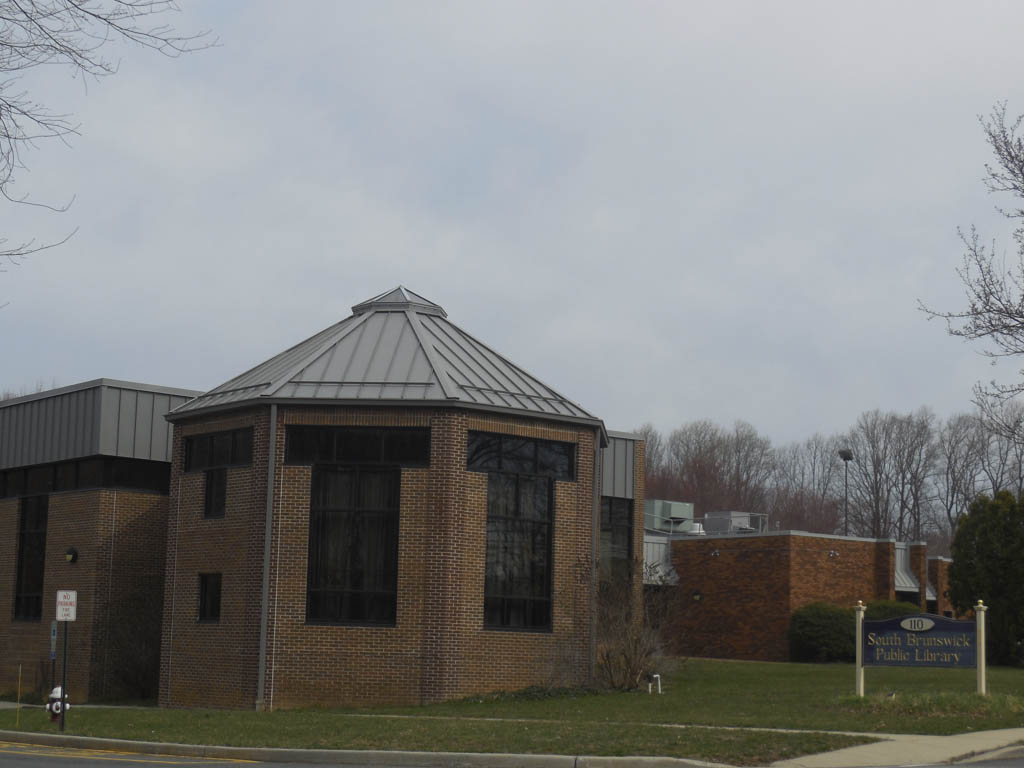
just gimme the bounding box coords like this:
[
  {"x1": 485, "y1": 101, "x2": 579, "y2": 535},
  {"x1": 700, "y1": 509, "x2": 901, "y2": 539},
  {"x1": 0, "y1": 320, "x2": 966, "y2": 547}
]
[{"x1": 306, "y1": 465, "x2": 399, "y2": 625}]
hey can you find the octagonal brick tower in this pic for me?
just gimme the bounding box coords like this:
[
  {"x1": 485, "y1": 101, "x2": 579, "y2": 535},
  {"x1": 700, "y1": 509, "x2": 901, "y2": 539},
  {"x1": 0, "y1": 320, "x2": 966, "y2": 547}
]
[{"x1": 159, "y1": 287, "x2": 613, "y2": 709}]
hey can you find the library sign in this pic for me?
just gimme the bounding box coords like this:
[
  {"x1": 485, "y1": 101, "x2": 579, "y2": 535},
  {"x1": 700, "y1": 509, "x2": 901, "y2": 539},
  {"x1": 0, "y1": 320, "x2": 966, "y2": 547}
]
[
  {"x1": 863, "y1": 615, "x2": 975, "y2": 667},
  {"x1": 853, "y1": 600, "x2": 989, "y2": 697}
]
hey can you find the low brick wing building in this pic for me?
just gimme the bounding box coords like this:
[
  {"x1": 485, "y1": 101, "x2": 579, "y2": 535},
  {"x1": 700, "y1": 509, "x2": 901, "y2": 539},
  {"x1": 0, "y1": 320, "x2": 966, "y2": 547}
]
[
  {"x1": 0, "y1": 380, "x2": 198, "y2": 702},
  {"x1": 667, "y1": 530, "x2": 954, "y2": 662},
  {"x1": 159, "y1": 287, "x2": 643, "y2": 709}
]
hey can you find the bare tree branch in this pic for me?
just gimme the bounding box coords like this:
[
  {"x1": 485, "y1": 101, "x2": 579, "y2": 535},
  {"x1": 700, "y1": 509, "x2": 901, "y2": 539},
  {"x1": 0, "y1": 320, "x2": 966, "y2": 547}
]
[
  {"x1": 921, "y1": 102, "x2": 1024, "y2": 413},
  {"x1": 0, "y1": 0, "x2": 213, "y2": 271}
]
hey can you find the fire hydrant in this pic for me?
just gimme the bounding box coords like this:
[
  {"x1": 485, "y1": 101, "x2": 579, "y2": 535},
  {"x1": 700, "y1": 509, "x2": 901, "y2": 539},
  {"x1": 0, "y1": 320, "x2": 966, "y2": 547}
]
[{"x1": 47, "y1": 687, "x2": 69, "y2": 722}]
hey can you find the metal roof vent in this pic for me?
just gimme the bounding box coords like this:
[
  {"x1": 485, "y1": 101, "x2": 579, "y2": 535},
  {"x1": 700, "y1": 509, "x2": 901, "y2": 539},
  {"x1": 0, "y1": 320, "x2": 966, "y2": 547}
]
[{"x1": 351, "y1": 286, "x2": 447, "y2": 318}]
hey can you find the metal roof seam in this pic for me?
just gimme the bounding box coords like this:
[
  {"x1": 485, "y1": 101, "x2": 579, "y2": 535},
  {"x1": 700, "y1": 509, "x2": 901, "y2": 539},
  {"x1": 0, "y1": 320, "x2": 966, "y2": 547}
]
[
  {"x1": 431, "y1": 317, "x2": 596, "y2": 418},
  {"x1": 424, "y1": 316, "x2": 522, "y2": 394},
  {"x1": 265, "y1": 311, "x2": 374, "y2": 398},
  {"x1": 405, "y1": 309, "x2": 459, "y2": 400}
]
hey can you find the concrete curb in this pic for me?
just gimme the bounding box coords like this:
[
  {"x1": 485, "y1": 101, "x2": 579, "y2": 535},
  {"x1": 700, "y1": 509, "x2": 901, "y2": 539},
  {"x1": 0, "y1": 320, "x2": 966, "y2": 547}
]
[
  {"x1": 954, "y1": 744, "x2": 1024, "y2": 764},
  {"x1": 0, "y1": 731, "x2": 733, "y2": 768}
]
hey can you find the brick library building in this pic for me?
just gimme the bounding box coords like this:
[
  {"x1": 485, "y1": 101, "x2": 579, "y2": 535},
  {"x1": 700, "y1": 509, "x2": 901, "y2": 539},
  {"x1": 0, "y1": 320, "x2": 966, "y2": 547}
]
[{"x1": 1, "y1": 288, "x2": 644, "y2": 709}]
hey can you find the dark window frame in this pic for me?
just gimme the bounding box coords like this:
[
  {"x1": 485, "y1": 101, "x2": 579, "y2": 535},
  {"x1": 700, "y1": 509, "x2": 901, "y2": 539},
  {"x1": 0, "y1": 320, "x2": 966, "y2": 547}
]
[
  {"x1": 204, "y1": 467, "x2": 227, "y2": 519},
  {"x1": 305, "y1": 464, "x2": 401, "y2": 627},
  {"x1": 198, "y1": 572, "x2": 222, "y2": 622},
  {"x1": 467, "y1": 431, "x2": 574, "y2": 481},
  {"x1": 184, "y1": 428, "x2": 254, "y2": 473},
  {"x1": 599, "y1": 497, "x2": 634, "y2": 584},
  {"x1": 284, "y1": 426, "x2": 430, "y2": 468},
  {"x1": 0, "y1": 457, "x2": 170, "y2": 499},
  {"x1": 483, "y1": 472, "x2": 554, "y2": 632},
  {"x1": 14, "y1": 495, "x2": 48, "y2": 621}
]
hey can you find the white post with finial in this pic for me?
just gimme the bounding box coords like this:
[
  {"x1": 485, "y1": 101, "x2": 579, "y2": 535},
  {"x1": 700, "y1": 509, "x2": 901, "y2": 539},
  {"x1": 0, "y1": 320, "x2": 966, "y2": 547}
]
[
  {"x1": 855, "y1": 600, "x2": 865, "y2": 697},
  {"x1": 976, "y1": 600, "x2": 988, "y2": 696}
]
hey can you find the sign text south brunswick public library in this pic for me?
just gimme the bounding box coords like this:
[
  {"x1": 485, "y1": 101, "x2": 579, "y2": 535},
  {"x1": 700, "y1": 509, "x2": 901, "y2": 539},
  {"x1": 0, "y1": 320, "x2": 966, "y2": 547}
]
[{"x1": 864, "y1": 615, "x2": 976, "y2": 667}]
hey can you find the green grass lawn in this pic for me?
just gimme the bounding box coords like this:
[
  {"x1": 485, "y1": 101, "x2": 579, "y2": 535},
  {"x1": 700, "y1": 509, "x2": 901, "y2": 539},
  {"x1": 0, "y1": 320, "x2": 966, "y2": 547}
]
[
  {"x1": 3, "y1": 659, "x2": 1023, "y2": 765},
  {"x1": 377, "y1": 659, "x2": 1024, "y2": 735},
  {"x1": 0, "y1": 706, "x2": 869, "y2": 766}
]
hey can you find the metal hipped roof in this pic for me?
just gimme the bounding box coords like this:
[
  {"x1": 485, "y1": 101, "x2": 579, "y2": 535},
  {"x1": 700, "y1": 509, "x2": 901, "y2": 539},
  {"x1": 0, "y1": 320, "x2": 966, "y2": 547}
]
[{"x1": 168, "y1": 287, "x2": 603, "y2": 431}]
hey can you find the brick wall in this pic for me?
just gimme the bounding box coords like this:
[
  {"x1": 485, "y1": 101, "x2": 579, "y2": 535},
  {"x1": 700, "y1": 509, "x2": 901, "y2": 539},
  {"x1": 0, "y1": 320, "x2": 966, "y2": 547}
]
[
  {"x1": 159, "y1": 409, "x2": 267, "y2": 709},
  {"x1": 909, "y1": 543, "x2": 927, "y2": 611},
  {"x1": 667, "y1": 533, "x2": 908, "y2": 662},
  {"x1": 160, "y1": 405, "x2": 602, "y2": 710},
  {"x1": 668, "y1": 535, "x2": 792, "y2": 661},
  {"x1": 928, "y1": 557, "x2": 954, "y2": 617},
  {"x1": 1, "y1": 488, "x2": 168, "y2": 702}
]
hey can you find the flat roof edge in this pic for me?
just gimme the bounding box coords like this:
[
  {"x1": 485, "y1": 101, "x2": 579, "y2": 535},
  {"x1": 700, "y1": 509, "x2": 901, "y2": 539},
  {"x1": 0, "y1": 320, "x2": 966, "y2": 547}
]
[
  {"x1": 166, "y1": 397, "x2": 607, "y2": 433},
  {"x1": 607, "y1": 429, "x2": 642, "y2": 440},
  {"x1": 669, "y1": 529, "x2": 926, "y2": 544},
  {"x1": 1, "y1": 378, "x2": 202, "y2": 409}
]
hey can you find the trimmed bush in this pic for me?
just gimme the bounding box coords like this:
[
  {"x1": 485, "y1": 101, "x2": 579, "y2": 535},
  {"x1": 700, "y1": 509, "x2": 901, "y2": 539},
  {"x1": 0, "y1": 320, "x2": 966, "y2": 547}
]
[
  {"x1": 864, "y1": 600, "x2": 922, "y2": 621},
  {"x1": 789, "y1": 602, "x2": 855, "y2": 662}
]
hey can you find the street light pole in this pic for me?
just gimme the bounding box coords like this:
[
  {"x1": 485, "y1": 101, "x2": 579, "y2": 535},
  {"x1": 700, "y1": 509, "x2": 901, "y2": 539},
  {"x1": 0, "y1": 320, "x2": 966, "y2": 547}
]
[{"x1": 839, "y1": 449, "x2": 853, "y2": 536}]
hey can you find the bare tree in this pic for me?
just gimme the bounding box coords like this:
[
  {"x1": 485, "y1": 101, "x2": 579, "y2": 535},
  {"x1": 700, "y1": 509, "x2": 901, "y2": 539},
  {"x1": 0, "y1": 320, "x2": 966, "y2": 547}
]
[
  {"x1": 770, "y1": 434, "x2": 843, "y2": 533},
  {"x1": 890, "y1": 408, "x2": 937, "y2": 541},
  {"x1": 667, "y1": 420, "x2": 728, "y2": 517},
  {"x1": 0, "y1": 0, "x2": 210, "y2": 266},
  {"x1": 723, "y1": 420, "x2": 774, "y2": 514},
  {"x1": 921, "y1": 103, "x2": 1024, "y2": 425},
  {"x1": 931, "y1": 412, "x2": 983, "y2": 538},
  {"x1": 663, "y1": 419, "x2": 773, "y2": 518},
  {"x1": 846, "y1": 410, "x2": 898, "y2": 538}
]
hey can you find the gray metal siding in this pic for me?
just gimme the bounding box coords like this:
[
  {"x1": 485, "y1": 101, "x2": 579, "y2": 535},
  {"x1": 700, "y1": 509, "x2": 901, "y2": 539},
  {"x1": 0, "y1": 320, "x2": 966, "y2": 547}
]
[
  {"x1": 601, "y1": 435, "x2": 635, "y2": 499},
  {"x1": 0, "y1": 386, "x2": 101, "y2": 468},
  {"x1": 1, "y1": 382, "x2": 196, "y2": 469}
]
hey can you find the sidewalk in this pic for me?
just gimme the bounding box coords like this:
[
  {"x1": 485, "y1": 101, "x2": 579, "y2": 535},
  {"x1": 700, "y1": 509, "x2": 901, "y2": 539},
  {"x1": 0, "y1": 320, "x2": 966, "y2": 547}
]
[
  {"x1": 0, "y1": 717, "x2": 1022, "y2": 767},
  {"x1": 772, "y1": 727, "x2": 1024, "y2": 767}
]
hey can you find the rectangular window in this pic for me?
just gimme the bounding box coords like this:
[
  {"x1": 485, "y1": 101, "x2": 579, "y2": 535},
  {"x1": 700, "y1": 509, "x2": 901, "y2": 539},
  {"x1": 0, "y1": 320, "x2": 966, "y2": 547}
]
[
  {"x1": 600, "y1": 497, "x2": 633, "y2": 584},
  {"x1": 14, "y1": 496, "x2": 48, "y2": 621},
  {"x1": 198, "y1": 573, "x2": 221, "y2": 621},
  {"x1": 285, "y1": 426, "x2": 430, "y2": 467},
  {"x1": 484, "y1": 473, "x2": 552, "y2": 630},
  {"x1": 204, "y1": 468, "x2": 227, "y2": 518},
  {"x1": 467, "y1": 432, "x2": 574, "y2": 481},
  {"x1": 0, "y1": 457, "x2": 170, "y2": 500},
  {"x1": 306, "y1": 466, "x2": 400, "y2": 625},
  {"x1": 185, "y1": 428, "x2": 253, "y2": 472},
  {"x1": 25, "y1": 466, "x2": 55, "y2": 495}
]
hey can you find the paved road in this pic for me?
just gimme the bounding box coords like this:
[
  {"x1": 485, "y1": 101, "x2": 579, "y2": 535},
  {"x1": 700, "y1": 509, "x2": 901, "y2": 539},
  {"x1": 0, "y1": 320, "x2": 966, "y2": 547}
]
[
  {"x1": 0, "y1": 742, "x2": 413, "y2": 768},
  {"x1": 1, "y1": 740, "x2": 1021, "y2": 768}
]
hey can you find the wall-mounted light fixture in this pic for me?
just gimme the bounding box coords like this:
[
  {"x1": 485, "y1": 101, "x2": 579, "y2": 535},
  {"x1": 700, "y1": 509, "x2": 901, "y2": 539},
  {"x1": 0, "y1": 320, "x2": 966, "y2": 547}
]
[
  {"x1": 828, "y1": 549, "x2": 839, "y2": 559},
  {"x1": 65, "y1": 547, "x2": 78, "y2": 564},
  {"x1": 711, "y1": 549, "x2": 720, "y2": 558},
  {"x1": 692, "y1": 589, "x2": 703, "y2": 602}
]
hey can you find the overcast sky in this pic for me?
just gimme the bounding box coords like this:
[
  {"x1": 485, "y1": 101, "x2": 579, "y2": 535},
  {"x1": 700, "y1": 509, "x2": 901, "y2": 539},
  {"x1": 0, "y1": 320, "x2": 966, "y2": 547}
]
[{"x1": 3, "y1": 1, "x2": 1024, "y2": 445}]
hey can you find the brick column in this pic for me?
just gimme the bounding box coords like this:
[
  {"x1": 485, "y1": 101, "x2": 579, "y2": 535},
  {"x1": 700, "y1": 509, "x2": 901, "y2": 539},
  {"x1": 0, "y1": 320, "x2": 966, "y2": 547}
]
[
  {"x1": 909, "y1": 543, "x2": 927, "y2": 611},
  {"x1": 873, "y1": 541, "x2": 895, "y2": 601},
  {"x1": 420, "y1": 411, "x2": 466, "y2": 703}
]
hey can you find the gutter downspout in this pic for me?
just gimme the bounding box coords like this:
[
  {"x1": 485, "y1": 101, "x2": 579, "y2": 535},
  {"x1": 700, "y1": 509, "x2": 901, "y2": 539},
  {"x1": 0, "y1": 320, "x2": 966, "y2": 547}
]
[
  {"x1": 590, "y1": 430, "x2": 601, "y2": 684},
  {"x1": 256, "y1": 403, "x2": 277, "y2": 711}
]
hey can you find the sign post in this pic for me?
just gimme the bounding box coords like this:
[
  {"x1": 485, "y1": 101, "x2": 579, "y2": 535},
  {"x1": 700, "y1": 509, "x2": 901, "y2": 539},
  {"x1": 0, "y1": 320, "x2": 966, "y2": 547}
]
[
  {"x1": 854, "y1": 601, "x2": 865, "y2": 698},
  {"x1": 56, "y1": 590, "x2": 77, "y2": 733},
  {"x1": 976, "y1": 600, "x2": 988, "y2": 696},
  {"x1": 49, "y1": 620, "x2": 57, "y2": 693}
]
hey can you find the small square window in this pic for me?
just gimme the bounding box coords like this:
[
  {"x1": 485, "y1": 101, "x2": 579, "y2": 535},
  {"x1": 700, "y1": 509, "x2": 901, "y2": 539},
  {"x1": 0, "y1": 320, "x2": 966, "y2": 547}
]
[
  {"x1": 204, "y1": 468, "x2": 227, "y2": 519},
  {"x1": 199, "y1": 573, "x2": 221, "y2": 621}
]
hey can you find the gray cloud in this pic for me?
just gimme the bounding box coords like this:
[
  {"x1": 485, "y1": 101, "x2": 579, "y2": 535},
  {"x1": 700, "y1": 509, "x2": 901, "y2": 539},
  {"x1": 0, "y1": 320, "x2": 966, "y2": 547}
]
[{"x1": 3, "y1": 0, "x2": 1022, "y2": 445}]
